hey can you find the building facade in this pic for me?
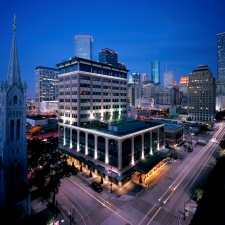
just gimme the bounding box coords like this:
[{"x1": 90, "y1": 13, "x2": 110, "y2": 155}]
[
  {"x1": 99, "y1": 48, "x2": 126, "y2": 69},
  {"x1": 74, "y1": 35, "x2": 93, "y2": 60},
  {"x1": 151, "y1": 61, "x2": 160, "y2": 84},
  {"x1": 0, "y1": 17, "x2": 30, "y2": 221},
  {"x1": 217, "y1": 32, "x2": 225, "y2": 80},
  {"x1": 34, "y1": 66, "x2": 59, "y2": 110},
  {"x1": 164, "y1": 71, "x2": 174, "y2": 88},
  {"x1": 56, "y1": 57, "x2": 165, "y2": 187},
  {"x1": 188, "y1": 65, "x2": 216, "y2": 122}
]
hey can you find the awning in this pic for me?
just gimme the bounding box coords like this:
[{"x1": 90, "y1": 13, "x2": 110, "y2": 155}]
[{"x1": 134, "y1": 152, "x2": 168, "y2": 174}]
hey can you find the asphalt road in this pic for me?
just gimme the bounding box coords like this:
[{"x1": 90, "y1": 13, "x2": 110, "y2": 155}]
[{"x1": 55, "y1": 122, "x2": 223, "y2": 225}]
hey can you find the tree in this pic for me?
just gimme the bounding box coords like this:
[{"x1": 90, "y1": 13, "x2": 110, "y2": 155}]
[
  {"x1": 194, "y1": 188, "x2": 204, "y2": 201},
  {"x1": 27, "y1": 139, "x2": 76, "y2": 204}
]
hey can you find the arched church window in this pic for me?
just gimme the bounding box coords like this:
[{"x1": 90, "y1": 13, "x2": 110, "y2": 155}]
[
  {"x1": 16, "y1": 163, "x2": 21, "y2": 180},
  {"x1": 10, "y1": 120, "x2": 14, "y2": 140},
  {"x1": 16, "y1": 119, "x2": 20, "y2": 140},
  {"x1": 10, "y1": 164, "x2": 15, "y2": 182},
  {"x1": 13, "y1": 96, "x2": 17, "y2": 104}
]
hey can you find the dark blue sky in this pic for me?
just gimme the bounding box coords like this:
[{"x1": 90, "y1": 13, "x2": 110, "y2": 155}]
[{"x1": 1, "y1": 0, "x2": 225, "y2": 98}]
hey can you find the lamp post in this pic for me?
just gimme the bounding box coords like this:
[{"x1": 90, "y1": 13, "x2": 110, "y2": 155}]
[{"x1": 190, "y1": 126, "x2": 192, "y2": 150}]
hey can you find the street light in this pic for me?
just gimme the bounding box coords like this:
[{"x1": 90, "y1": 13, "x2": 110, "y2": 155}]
[{"x1": 190, "y1": 126, "x2": 192, "y2": 149}]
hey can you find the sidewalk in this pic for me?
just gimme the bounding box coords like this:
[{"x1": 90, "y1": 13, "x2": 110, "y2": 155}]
[{"x1": 179, "y1": 200, "x2": 197, "y2": 225}]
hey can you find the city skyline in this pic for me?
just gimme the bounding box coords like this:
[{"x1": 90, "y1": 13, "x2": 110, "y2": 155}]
[{"x1": 0, "y1": 0, "x2": 225, "y2": 98}]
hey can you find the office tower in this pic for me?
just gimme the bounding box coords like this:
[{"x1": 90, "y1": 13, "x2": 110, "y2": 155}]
[
  {"x1": 99, "y1": 48, "x2": 126, "y2": 69},
  {"x1": 154, "y1": 88, "x2": 182, "y2": 106},
  {"x1": 151, "y1": 61, "x2": 160, "y2": 84},
  {"x1": 141, "y1": 73, "x2": 148, "y2": 84},
  {"x1": 128, "y1": 72, "x2": 140, "y2": 85},
  {"x1": 188, "y1": 65, "x2": 216, "y2": 122},
  {"x1": 57, "y1": 57, "x2": 165, "y2": 187},
  {"x1": 164, "y1": 71, "x2": 174, "y2": 88},
  {"x1": 99, "y1": 48, "x2": 118, "y2": 66},
  {"x1": 217, "y1": 32, "x2": 225, "y2": 80},
  {"x1": 74, "y1": 35, "x2": 93, "y2": 60},
  {"x1": 35, "y1": 66, "x2": 59, "y2": 110},
  {"x1": 179, "y1": 76, "x2": 189, "y2": 97},
  {"x1": 0, "y1": 17, "x2": 31, "y2": 220}
]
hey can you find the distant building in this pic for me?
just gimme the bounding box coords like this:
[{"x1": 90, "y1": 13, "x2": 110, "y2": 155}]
[
  {"x1": 188, "y1": 65, "x2": 216, "y2": 122},
  {"x1": 99, "y1": 48, "x2": 126, "y2": 69},
  {"x1": 127, "y1": 84, "x2": 142, "y2": 107},
  {"x1": 154, "y1": 87, "x2": 182, "y2": 106},
  {"x1": 151, "y1": 61, "x2": 160, "y2": 84},
  {"x1": 128, "y1": 72, "x2": 140, "y2": 85},
  {"x1": 0, "y1": 17, "x2": 31, "y2": 221},
  {"x1": 179, "y1": 76, "x2": 189, "y2": 97},
  {"x1": 140, "y1": 73, "x2": 148, "y2": 84},
  {"x1": 74, "y1": 35, "x2": 93, "y2": 60},
  {"x1": 217, "y1": 32, "x2": 225, "y2": 80},
  {"x1": 164, "y1": 71, "x2": 174, "y2": 88},
  {"x1": 99, "y1": 48, "x2": 118, "y2": 66},
  {"x1": 142, "y1": 80, "x2": 155, "y2": 98},
  {"x1": 35, "y1": 66, "x2": 59, "y2": 110}
]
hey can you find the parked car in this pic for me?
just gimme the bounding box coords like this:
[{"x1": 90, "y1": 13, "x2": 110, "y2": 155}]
[{"x1": 91, "y1": 182, "x2": 103, "y2": 192}]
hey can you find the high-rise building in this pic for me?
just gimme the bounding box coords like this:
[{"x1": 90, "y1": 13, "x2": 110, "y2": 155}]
[
  {"x1": 164, "y1": 71, "x2": 174, "y2": 88},
  {"x1": 179, "y1": 76, "x2": 189, "y2": 97},
  {"x1": 74, "y1": 35, "x2": 93, "y2": 60},
  {"x1": 217, "y1": 32, "x2": 225, "y2": 80},
  {"x1": 35, "y1": 66, "x2": 59, "y2": 110},
  {"x1": 128, "y1": 72, "x2": 140, "y2": 85},
  {"x1": 151, "y1": 61, "x2": 160, "y2": 84},
  {"x1": 56, "y1": 57, "x2": 165, "y2": 187},
  {"x1": 0, "y1": 17, "x2": 31, "y2": 220},
  {"x1": 99, "y1": 48, "x2": 126, "y2": 69},
  {"x1": 99, "y1": 48, "x2": 118, "y2": 66},
  {"x1": 188, "y1": 65, "x2": 216, "y2": 122},
  {"x1": 141, "y1": 73, "x2": 148, "y2": 84}
]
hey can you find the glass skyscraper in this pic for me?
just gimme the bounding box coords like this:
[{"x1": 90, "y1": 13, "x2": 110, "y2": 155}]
[
  {"x1": 74, "y1": 35, "x2": 93, "y2": 60},
  {"x1": 217, "y1": 32, "x2": 225, "y2": 80},
  {"x1": 151, "y1": 61, "x2": 160, "y2": 84},
  {"x1": 99, "y1": 48, "x2": 118, "y2": 66}
]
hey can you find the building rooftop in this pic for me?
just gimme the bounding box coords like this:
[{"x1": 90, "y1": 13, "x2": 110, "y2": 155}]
[{"x1": 80, "y1": 120, "x2": 163, "y2": 137}]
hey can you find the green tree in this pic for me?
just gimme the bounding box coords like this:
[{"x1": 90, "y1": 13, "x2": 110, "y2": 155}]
[
  {"x1": 27, "y1": 139, "x2": 76, "y2": 204},
  {"x1": 194, "y1": 188, "x2": 204, "y2": 201}
]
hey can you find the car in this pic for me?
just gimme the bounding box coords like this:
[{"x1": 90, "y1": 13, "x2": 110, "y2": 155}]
[{"x1": 91, "y1": 182, "x2": 103, "y2": 192}]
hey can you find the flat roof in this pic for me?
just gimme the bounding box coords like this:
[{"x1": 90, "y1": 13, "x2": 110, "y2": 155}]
[
  {"x1": 134, "y1": 152, "x2": 168, "y2": 174},
  {"x1": 81, "y1": 120, "x2": 163, "y2": 137}
]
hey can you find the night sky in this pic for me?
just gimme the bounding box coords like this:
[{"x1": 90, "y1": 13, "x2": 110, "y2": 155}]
[{"x1": 1, "y1": 0, "x2": 225, "y2": 98}]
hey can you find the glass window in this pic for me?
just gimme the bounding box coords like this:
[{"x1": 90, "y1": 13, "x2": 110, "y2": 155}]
[{"x1": 79, "y1": 63, "x2": 91, "y2": 72}]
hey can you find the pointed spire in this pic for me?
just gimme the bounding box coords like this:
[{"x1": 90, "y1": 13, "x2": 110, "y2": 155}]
[{"x1": 6, "y1": 14, "x2": 22, "y2": 87}]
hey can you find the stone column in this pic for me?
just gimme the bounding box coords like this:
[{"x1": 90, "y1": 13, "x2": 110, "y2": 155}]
[
  {"x1": 85, "y1": 132, "x2": 88, "y2": 155},
  {"x1": 77, "y1": 130, "x2": 80, "y2": 152}
]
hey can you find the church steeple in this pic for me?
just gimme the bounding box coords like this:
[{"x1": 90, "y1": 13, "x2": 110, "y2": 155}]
[{"x1": 6, "y1": 14, "x2": 22, "y2": 87}]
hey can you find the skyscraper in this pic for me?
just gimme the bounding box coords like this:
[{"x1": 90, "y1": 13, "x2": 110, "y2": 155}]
[
  {"x1": 0, "y1": 16, "x2": 30, "y2": 220},
  {"x1": 74, "y1": 35, "x2": 93, "y2": 60},
  {"x1": 151, "y1": 61, "x2": 160, "y2": 84},
  {"x1": 188, "y1": 65, "x2": 216, "y2": 122},
  {"x1": 217, "y1": 32, "x2": 225, "y2": 80},
  {"x1": 99, "y1": 48, "x2": 126, "y2": 69},
  {"x1": 164, "y1": 71, "x2": 174, "y2": 88},
  {"x1": 35, "y1": 66, "x2": 59, "y2": 110},
  {"x1": 99, "y1": 48, "x2": 118, "y2": 66}
]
